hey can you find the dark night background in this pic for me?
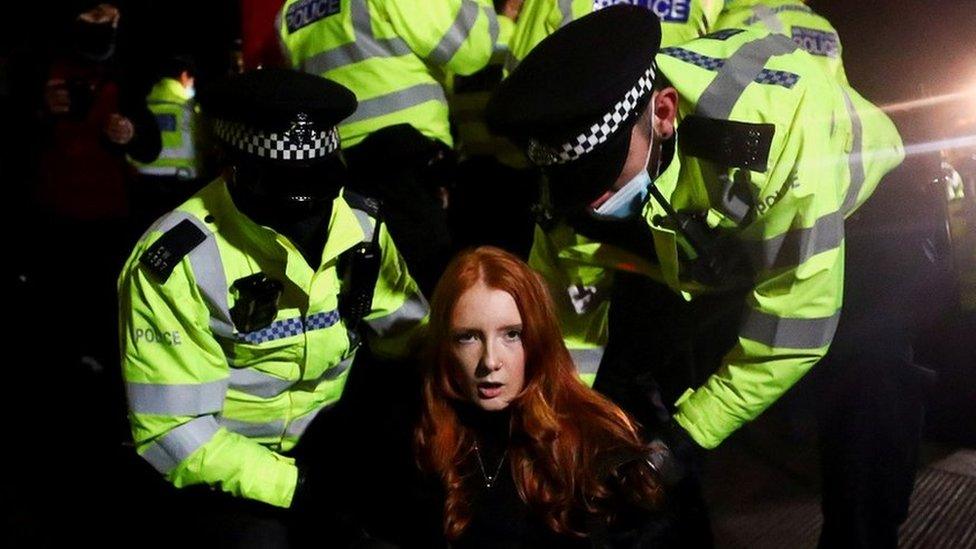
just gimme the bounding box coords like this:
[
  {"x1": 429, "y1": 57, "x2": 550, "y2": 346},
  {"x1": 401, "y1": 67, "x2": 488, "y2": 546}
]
[{"x1": 1, "y1": 1, "x2": 973, "y2": 546}]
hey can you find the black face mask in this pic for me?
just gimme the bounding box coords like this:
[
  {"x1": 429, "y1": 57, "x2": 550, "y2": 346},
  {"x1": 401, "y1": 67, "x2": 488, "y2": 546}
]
[
  {"x1": 229, "y1": 155, "x2": 346, "y2": 228},
  {"x1": 73, "y1": 21, "x2": 117, "y2": 62}
]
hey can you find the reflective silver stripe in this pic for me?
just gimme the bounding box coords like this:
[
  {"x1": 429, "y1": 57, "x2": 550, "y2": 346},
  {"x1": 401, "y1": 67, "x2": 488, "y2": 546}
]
[
  {"x1": 751, "y1": 5, "x2": 784, "y2": 33},
  {"x1": 302, "y1": 37, "x2": 412, "y2": 73},
  {"x1": 140, "y1": 416, "x2": 220, "y2": 474},
  {"x1": 228, "y1": 369, "x2": 295, "y2": 398},
  {"x1": 345, "y1": 83, "x2": 447, "y2": 124},
  {"x1": 218, "y1": 417, "x2": 286, "y2": 438},
  {"x1": 229, "y1": 354, "x2": 353, "y2": 399},
  {"x1": 739, "y1": 309, "x2": 840, "y2": 349},
  {"x1": 569, "y1": 347, "x2": 605, "y2": 375},
  {"x1": 187, "y1": 224, "x2": 235, "y2": 338},
  {"x1": 841, "y1": 88, "x2": 866, "y2": 216},
  {"x1": 558, "y1": 0, "x2": 575, "y2": 27},
  {"x1": 749, "y1": 210, "x2": 844, "y2": 271},
  {"x1": 427, "y1": 0, "x2": 481, "y2": 65},
  {"x1": 350, "y1": 208, "x2": 375, "y2": 241},
  {"x1": 322, "y1": 355, "x2": 354, "y2": 381},
  {"x1": 136, "y1": 165, "x2": 181, "y2": 176},
  {"x1": 150, "y1": 212, "x2": 234, "y2": 338},
  {"x1": 696, "y1": 35, "x2": 798, "y2": 119},
  {"x1": 365, "y1": 293, "x2": 429, "y2": 336},
  {"x1": 300, "y1": 0, "x2": 411, "y2": 73},
  {"x1": 127, "y1": 379, "x2": 229, "y2": 415},
  {"x1": 485, "y1": 5, "x2": 499, "y2": 50},
  {"x1": 351, "y1": 0, "x2": 372, "y2": 35},
  {"x1": 286, "y1": 402, "x2": 336, "y2": 440}
]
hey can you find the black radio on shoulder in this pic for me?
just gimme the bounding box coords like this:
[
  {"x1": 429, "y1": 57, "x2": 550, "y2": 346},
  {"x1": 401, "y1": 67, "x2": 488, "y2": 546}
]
[{"x1": 230, "y1": 273, "x2": 284, "y2": 333}]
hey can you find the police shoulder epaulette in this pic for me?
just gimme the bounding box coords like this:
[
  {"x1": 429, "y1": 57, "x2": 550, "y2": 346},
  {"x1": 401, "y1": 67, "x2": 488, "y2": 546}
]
[
  {"x1": 343, "y1": 190, "x2": 382, "y2": 218},
  {"x1": 139, "y1": 219, "x2": 207, "y2": 283},
  {"x1": 678, "y1": 115, "x2": 775, "y2": 173}
]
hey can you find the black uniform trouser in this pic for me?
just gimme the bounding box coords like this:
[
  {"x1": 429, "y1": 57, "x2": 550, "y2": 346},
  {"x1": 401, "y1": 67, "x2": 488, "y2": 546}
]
[
  {"x1": 594, "y1": 231, "x2": 935, "y2": 549},
  {"x1": 811, "y1": 224, "x2": 939, "y2": 549},
  {"x1": 343, "y1": 124, "x2": 455, "y2": 297}
]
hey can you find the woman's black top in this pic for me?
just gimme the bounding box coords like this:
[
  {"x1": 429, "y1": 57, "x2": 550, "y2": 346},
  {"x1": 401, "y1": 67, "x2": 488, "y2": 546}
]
[{"x1": 408, "y1": 409, "x2": 676, "y2": 549}]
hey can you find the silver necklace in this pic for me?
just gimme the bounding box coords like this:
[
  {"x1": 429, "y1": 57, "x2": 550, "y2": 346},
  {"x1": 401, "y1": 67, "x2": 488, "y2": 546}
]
[{"x1": 473, "y1": 441, "x2": 507, "y2": 489}]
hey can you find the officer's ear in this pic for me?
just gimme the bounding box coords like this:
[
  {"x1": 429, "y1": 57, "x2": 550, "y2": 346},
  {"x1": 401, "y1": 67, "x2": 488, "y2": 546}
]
[{"x1": 651, "y1": 87, "x2": 679, "y2": 141}]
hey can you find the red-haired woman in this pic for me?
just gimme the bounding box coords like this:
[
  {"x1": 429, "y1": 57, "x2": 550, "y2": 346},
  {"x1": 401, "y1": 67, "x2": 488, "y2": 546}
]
[{"x1": 415, "y1": 246, "x2": 673, "y2": 548}]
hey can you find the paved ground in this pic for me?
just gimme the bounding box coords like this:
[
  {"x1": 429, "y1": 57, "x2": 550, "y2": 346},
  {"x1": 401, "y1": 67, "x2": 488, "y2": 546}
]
[{"x1": 704, "y1": 407, "x2": 976, "y2": 548}]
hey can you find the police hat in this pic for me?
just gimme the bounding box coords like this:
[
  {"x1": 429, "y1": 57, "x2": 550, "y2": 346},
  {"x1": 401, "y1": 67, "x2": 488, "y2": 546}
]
[
  {"x1": 486, "y1": 5, "x2": 661, "y2": 211},
  {"x1": 199, "y1": 69, "x2": 357, "y2": 166}
]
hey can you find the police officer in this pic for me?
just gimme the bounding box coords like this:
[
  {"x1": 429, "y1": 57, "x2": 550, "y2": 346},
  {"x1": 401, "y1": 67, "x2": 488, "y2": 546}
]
[
  {"x1": 129, "y1": 56, "x2": 207, "y2": 229},
  {"x1": 505, "y1": 0, "x2": 726, "y2": 75},
  {"x1": 715, "y1": 4, "x2": 942, "y2": 546},
  {"x1": 276, "y1": 0, "x2": 500, "y2": 295},
  {"x1": 118, "y1": 69, "x2": 428, "y2": 548},
  {"x1": 714, "y1": 0, "x2": 848, "y2": 83},
  {"x1": 487, "y1": 5, "x2": 904, "y2": 543}
]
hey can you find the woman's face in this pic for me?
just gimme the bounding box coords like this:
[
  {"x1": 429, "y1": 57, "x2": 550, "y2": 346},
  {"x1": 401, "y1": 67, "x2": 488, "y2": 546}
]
[{"x1": 449, "y1": 282, "x2": 526, "y2": 412}]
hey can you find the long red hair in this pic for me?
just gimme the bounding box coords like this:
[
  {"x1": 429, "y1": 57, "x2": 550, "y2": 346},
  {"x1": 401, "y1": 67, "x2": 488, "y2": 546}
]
[{"x1": 415, "y1": 246, "x2": 663, "y2": 539}]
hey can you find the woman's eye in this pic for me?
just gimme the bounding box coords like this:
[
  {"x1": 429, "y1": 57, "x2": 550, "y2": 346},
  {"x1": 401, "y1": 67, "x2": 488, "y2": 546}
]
[
  {"x1": 455, "y1": 332, "x2": 476, "y2": 343},
  {"x1": 505, "y1": 330, "x2": 522, "y2": 341}
]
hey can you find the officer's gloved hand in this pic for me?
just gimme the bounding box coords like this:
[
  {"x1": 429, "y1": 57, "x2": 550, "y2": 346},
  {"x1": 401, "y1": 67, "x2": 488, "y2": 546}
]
[
  {"x1": 646, "y1": 421, "x2": 706, "y2": 486},
  {"x1": 291, "y1": 465, "x2": 315, "y2": 513},
  {"x1": 292, "y1": 464, "x2": 372, "y2": 547}
]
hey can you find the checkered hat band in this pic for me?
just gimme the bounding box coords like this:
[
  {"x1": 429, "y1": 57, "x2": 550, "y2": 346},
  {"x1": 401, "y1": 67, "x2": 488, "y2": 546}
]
[
  {"x1": 528, "y1": 63, "x2": 656, "y2": 166},
  {"x1": 213, "y1": 119, "x2": 339, "y2": 161}
]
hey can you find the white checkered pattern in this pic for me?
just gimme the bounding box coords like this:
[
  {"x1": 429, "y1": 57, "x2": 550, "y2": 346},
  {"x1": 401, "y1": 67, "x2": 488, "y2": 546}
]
[
  {"x1": 213, "y1": 117, "x2": 339, "y2": 162},
  {"x1": 527, "y1": 63, "x2": 656, "y2": 166}
]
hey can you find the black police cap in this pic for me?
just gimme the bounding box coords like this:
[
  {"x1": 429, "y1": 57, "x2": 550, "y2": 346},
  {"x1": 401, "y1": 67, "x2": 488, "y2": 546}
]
[
  {"x1": 487, "y1": 5, "x2": 662, "y2": 209},
  {"x1": 199, "y1": 69, "x2": 357, "y2": 165}
]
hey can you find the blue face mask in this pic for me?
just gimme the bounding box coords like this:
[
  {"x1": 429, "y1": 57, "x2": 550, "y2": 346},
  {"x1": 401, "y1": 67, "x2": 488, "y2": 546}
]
[
  {"x1": 590, "y1": 168, "x2": 652, "y2": 220},
  {"x1": 590, "y1": 96, "x2": 657, "y2": 221}
]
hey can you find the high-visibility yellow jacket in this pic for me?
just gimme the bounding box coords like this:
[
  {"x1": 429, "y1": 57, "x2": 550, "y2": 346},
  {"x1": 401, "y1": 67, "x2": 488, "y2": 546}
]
[
  {"x1": 530, "y1": 29, "x2": 904, "y2": 449},
  {"x1": 129, "y1": 78, "x2": 201, "y2": 179},
  {"x1": 714, "y1": 0, "x2": 848, "y2": 84},
  {"x1": 277, "y1": 0, "x2": 499, "y2": 148},
  {"x1": 506, "y1": 0, "x2": 726, "y2": 75},
  {"x1": 118, "y1": 179, "x2": 428, "y2": 507},
  {"x1": 447, "y1": 13, "x2": 529, "y2": 166}
]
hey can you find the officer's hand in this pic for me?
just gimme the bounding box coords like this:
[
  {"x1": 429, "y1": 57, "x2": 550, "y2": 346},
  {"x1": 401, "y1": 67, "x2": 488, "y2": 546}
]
[
  {"x1": 104, "y1": 113, "x2": 135, "y2": 144},
  {"x1": 291, "y1": 465, "x2": 315, "y2": 512},
  {"x1": 44, "y1": 79, "x2": 71, "y2": 114},
  {"x1": 646, "y1": 421, "x2": 706, "y2": 486}
]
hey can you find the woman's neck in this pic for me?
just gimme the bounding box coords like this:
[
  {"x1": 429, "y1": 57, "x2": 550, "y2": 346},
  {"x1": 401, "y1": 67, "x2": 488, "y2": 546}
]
[{"x1": 459, "y1": 406, "x2": 512, "y2": 452}]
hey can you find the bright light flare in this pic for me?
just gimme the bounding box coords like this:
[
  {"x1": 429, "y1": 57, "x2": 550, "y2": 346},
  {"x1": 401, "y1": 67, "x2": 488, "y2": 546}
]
[
  {"x1": 901, "y1": 134, "x2": 976, "y2": 158},
  {"x1": 880, "y1": 86, "x2": 976, "y2": 114}
]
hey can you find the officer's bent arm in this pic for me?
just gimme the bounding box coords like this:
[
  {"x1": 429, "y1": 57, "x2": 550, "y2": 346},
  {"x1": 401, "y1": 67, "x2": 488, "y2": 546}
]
[
  {"x1": 119, "y1": 238, "x2": 299, "y2": 508},
  {"x1": 672, "y1": 91, "x2": 846, "y2": 450}
]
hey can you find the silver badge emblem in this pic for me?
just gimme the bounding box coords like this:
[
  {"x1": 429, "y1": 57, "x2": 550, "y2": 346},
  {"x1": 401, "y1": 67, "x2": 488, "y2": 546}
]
[{"x1": 527, "y1": 139, "x2": 558, "y2": 166}]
